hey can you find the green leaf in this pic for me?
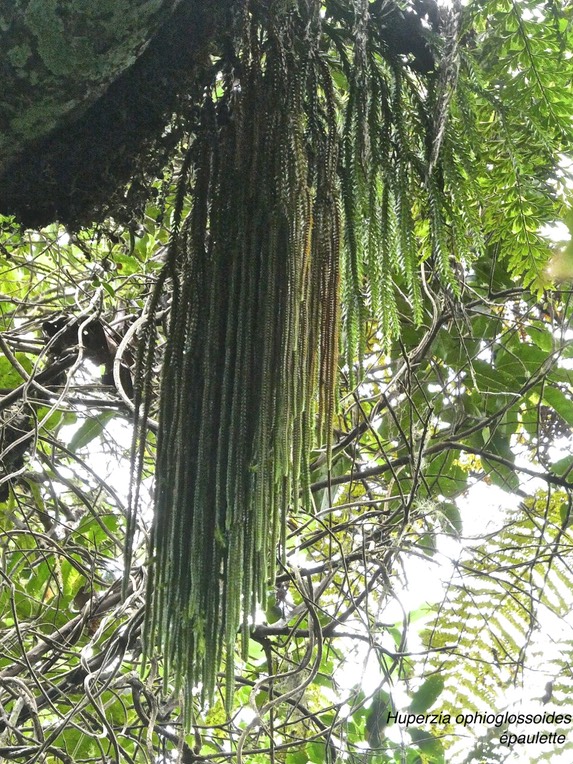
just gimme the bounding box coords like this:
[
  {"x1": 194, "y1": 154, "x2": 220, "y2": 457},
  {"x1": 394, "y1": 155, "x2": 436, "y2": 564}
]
[
  {"x1": 408, "y1": 727, "x2": 445, "y2": 763},
  {"x1": 67, "y1": 411, "x2": 116, "y2": 452},
  {"x1": 439, "y1": 501, "x2": 462, "y2": 537},
  {"x1": 559, "y1": 502, "x2": 573, "y2": 529},
  {"x1": 101, "y1": 280, "x2": 116, "y2": 297},
  {"x1": 286, "y1": 753, "x2": 309, "y2": 764},
  {"x1": 527, "y1": 325, "x2": 553, "y2": 352},
  {"x1": 471, "y1": 359, "x2": 519, "y2": 394},
  {"x1": 331, "y1": 67, "x2": 348, "y2": 91},
  {"x1": 265, "y1": 594, "x2": 283, "y2": 624},
  {"x1": 408, "y1": 676, "x2": 444, "y2": 714},
  {"x1": 434, "y1": 331, "x2": 479, "y2": 368},
  {"x1": 387, "y1": 625, "x2": 404, "y2": 647},
  {"x1": 423, "y1": 451, "x2": 468, "y2": 499},
  {"x1": 542, "y1": 385, "x2": 573, "y2": 427},
  {"x1": 551, "y1": 454, "x2": 573, "y2": 478},
  {"x1": 482, "y1": 432, "x2": 520, "y2": 492},
  {"x1": 366, "y1": 689, "x2": 391, "y2": 747},
  {"x1": 0, "y1": 354, "x2": 33, "y2": 388},
  {"x1": 417, "y1": 531, "x2": 437, "y2": 558},
  {"x1": 305, "y1": 742, "x2": 326, "y2": 763},
  {"x1": 493, "y1": 345, "x2": 541, "y2": 383}
]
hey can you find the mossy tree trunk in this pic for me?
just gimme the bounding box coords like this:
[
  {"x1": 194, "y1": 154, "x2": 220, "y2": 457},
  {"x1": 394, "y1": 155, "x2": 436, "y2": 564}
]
[
  {"x1": 0, "y1": 0, "x2": 232, "y2": 227},
  {"x1": 0, "y1": 0, "x2": 184, "y2": 172}
]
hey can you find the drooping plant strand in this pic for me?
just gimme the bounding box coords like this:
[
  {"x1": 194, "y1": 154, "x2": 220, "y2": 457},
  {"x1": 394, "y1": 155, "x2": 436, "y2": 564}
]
[
  {"x1": 128, "y1": 0, "x2": 478, "y2": 715},
  {"x1": 141, "y1": 7, "x2": 344, "y2": 713}
]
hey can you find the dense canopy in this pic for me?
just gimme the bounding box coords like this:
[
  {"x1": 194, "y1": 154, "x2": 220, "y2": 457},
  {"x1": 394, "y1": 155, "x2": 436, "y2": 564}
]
[{"x1": 1, "y1": 0, "x2": 573, "y2": 762}]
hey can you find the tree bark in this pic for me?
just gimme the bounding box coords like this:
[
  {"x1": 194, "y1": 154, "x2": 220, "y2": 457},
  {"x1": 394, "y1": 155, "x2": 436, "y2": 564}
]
[
  {"x1": 0, "y1": 0, "x2": 183, "y2": 173},
  {"x1": 0, "y1": 0, "x2": 231, "y2": 227}
]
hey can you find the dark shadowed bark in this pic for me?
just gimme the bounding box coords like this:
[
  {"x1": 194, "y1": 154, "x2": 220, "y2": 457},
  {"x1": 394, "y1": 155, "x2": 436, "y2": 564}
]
[{"x1": 0, "y1": 0, "x2": 232, "y2": 227}]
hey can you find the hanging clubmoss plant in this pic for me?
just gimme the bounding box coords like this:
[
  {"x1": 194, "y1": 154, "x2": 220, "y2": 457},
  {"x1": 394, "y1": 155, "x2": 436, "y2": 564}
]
[
  {"x1": 125, "y1": 0, "x2": 467, "y2": 715},
  {"x1": 125, "y1": 0, "x2": 566, "y2": 716}
]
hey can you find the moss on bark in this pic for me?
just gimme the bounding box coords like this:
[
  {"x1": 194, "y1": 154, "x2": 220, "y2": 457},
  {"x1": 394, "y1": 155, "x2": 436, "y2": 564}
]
[
  {"x1": 0, "y1": 0, "x2": 230, "y2": 227},
  {"x1": 0, "y1": 0, "x2": 181, "y2": 169}
]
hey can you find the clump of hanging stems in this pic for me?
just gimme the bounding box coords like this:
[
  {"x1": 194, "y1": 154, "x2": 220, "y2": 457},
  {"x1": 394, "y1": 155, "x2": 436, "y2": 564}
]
[{"x1": 127, "y1": 0, "x2": 469, "y2": 717}]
